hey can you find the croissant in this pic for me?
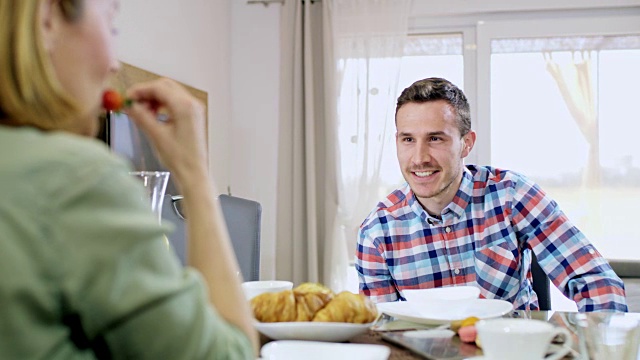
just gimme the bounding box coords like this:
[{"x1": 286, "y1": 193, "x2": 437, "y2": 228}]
[
  {"x1": 292, "y1": 283, "x2": 335, "y2": 321},
  {"x1": 312, "y1": 291, "x2": 378, "y2": 324},
  {"x1": 250, "y1": 290, "x2": 298, "y2": 322},
  {"x1": 250, "y1": 283, "x2": 335, "y2": 322}
]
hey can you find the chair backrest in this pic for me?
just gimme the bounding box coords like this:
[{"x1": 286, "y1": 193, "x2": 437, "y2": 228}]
[
  {"x1": 609, "y1": 260, "x2": 640, "y2": 313},
  {"x1": 161, "y1": 194, "x2": 262, "y2": 281},
  {"x1": 609, "y1": 259, "x2": 640, "y2": 278},
  {"x1": 218, "y1": 194, "x2": 262, "y2": 282},
  {"x1": 531, "y1": 252, "x2": 551, "y2": 311}
]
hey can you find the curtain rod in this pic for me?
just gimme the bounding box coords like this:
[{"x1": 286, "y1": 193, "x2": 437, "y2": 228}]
[
  {"x1": 247, "y1": 0, "x2": 320, "y2": 6},
  {"x1": 247, "y1": 0, "x2": 283, "y2": 5}
]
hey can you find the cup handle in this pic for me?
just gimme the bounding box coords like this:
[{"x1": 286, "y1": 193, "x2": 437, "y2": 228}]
[{"x1": 544, "y1": 328, "x2": 573, "y2": 360}]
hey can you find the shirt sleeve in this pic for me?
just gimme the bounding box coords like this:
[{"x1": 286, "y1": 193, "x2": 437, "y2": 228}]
[
  {"x1": 356, "y1": 220, "x2": 399, "y2": 303},
  {"x1": 509, "y1": 175, "x2": 627, "y2": 312},
  {"x1": 50, "y1": 157, "x2": 253, "y2": 359}
]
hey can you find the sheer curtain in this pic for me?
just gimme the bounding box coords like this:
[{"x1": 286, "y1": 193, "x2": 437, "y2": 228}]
[{"x1": 322, "y1": 0, "x2": 411, "y2": 291}]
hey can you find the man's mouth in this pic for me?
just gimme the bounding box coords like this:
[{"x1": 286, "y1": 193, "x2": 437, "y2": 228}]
[{"x1": 413, "y1": 170, "x2": 437, "y2": 178}]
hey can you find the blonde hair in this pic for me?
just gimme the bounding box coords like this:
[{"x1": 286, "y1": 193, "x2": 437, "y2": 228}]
[{"x1": 0, "y1": 0, "x2": 83, "y2": 130}]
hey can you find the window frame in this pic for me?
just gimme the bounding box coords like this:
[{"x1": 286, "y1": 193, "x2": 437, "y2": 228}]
[{"x1": 475, "y1": 14, "x2": 640, "y2": 165}]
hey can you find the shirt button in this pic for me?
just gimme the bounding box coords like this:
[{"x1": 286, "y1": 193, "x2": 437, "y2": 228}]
[
  {"x1": 454, "y1": 268, "x2": 460, "y2": 275},
  {"x1": 445, "y1": 227, "x2": 451, "y2": 233}
]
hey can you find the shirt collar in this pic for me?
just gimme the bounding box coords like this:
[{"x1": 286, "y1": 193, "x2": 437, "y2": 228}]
[
  {"x1": 446, "y1": 167, "x2": 473, "y2": 219},
  {"x1": 407, "y1": 166, "x2": 474, "y2": 221}
]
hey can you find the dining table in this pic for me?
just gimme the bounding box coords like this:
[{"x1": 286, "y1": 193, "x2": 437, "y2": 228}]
[{"x1": 344, "y1": 310, "x2": 639, "y2": 360}]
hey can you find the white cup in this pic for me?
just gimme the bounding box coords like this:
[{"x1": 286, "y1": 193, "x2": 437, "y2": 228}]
[
  {"x1": 476, "y1": 318, "x2": 572, "y2": 360},
  {"x1": 241, "y1": 280, "x2": 293, "y2": 300}
]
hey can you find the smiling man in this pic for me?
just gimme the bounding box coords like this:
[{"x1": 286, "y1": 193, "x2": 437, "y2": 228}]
[{"x1": 356, "y1": 77, "x2": 627, "y2": 312}]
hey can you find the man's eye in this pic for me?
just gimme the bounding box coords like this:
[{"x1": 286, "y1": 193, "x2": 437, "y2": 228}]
[
  {"x1": 429, "y1": 136, "x2": 441, "y2": 142},
  {"x1": 402, "y1": 137, "x2": 413, "y2": 142}
]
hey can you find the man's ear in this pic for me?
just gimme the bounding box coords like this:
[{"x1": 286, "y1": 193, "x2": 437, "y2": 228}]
[
  {"x1": 39, "y1": 0, "x2": 60, "y2": 52},
  {"x1": 461, "y1": 130, "x2": 476, "y2": 158}
]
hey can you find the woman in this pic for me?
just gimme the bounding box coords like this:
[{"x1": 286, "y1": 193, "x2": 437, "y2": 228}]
[{"x1": 0, "y1": 0, "x2": 258, "y2": 358}]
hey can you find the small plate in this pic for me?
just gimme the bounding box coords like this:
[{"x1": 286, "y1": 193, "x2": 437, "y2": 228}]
[
  {"x1": 260, "y1": 340, "x2": 390, "y2": 360},
  {"x1": 377, "y1": 299, "x2": 513, "y2": 325},
  {"x1": 254, "y1": 321, "x2": 374, "y2": 342}
]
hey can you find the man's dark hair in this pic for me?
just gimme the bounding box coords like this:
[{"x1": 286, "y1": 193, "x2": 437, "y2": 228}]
[{"x1": 395, "y1": 77, "x2": 471, "y2": 136}]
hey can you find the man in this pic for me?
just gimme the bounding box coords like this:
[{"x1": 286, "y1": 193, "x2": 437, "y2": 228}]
[{"x1": 356, "y1": 77, "x2": 627, "y2": 312}]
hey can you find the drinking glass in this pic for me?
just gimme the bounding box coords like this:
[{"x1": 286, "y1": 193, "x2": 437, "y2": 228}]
[
  {"x1": 129, "y1": 171, "x2": 170, "y2": 224},
  {"x1": 577, "y1": 313, "x2": 640, "y2": 360}
]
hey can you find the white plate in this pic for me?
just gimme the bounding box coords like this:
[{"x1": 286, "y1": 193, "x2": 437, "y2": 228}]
[
  {"x1": 260, "y1": 340, "x2": 390, "y2": 360},
  {"x1": 254, "y1": 321, "x2": 374, "y2": 342},
  {"x1": 376, "y1": 299, "x2": 513, "y2": 325}
]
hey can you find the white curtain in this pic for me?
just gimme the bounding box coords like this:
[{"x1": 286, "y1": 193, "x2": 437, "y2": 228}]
[
  {"x1": 545, "y1": 51, "x2": 601, "y2": 187},
  {"x1": 322, "y1": 0, "x2": 411, "y2": 291}
]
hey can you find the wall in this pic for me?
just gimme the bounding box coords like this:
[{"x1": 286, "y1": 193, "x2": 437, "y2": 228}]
[
  {"x1": 229, "y1": 1, "x2": 281, "y2": 280},
  {"x1": 115, "y1": 0, "x2": 231, "y2": 191},
  {"x1": 116, "y1": 0, "x2": 281, "y2": 280}
]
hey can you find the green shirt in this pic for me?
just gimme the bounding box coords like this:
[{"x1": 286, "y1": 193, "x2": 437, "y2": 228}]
[{"x1": 0, "y1": 126, "x2": 252, "y2": 359}]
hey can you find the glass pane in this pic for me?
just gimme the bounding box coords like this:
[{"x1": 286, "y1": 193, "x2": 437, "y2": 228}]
[
  {"x1": 490, "y1": 35, "x2": 640, "y2": 260},
  {"x1": 398, "y1": 33, "x2": 464, "y2": 92}
]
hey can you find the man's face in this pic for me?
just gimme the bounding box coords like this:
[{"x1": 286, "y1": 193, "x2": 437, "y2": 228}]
[{"x1": 395, "y1": 100, "x2": 475, "y2": 214}]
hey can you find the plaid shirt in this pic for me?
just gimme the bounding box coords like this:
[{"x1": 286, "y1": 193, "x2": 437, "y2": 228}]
[{"x1": 357, "y1": 165, "x2": 627, "y2": 312}]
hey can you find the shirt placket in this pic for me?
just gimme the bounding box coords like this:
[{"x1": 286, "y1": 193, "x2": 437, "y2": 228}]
[{"x1": 441, "y1": 219, "x2": 468, "y2": 285}]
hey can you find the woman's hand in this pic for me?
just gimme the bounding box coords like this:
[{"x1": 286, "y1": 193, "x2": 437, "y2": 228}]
[
  {"x1": 125, "y1": 78, "x2": 208, "y2": 188},
  {"x1": 123, "y1": 78, "x2": 259, "y2": 354}
]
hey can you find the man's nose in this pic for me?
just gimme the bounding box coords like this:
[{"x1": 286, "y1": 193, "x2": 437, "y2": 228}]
[{"x1": 412, "y1": 141, "x2": 431, "y2": 165}]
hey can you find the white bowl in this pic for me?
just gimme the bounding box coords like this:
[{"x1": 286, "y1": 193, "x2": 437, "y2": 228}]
[
  {"x1": 402, "y1": 286, "x2": 480, "y2": 317},
  {"x1": 403, "y1": 286, "x2": 480, "y2": 302},
  {"x1": 242, "y1": 280, "x2": 293, "y2": 300}
]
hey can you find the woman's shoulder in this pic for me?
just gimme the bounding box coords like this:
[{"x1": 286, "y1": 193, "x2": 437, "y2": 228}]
[
  {"x1": 0, "y1": 127, "x2": 132, "y2": 197},
  {"x1": 5, "y1": 127, "x2": 128, "y2": 171},
  {"x1": 47, "y1": 130, "x2": 127, "y2": 168}
]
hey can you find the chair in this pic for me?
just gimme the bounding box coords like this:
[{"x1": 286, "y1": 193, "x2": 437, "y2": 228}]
[
  {"x1": 531, "y1": 252, "x2": 551, "y2": 311},
  {"x1": 609, "y1": 259, "x2": 640, "y2": 278},
  {"x1": 218, "y1": 194, "x2": 262, "y2": 282},
  {"x1": 609, "y1": 259, "x2": 640, "y2": 312},
  {"x1": 161, "y1": 194, "x2": 262, "y2": 281}
]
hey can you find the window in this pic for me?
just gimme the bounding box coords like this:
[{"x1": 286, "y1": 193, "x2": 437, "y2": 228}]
[
  {"x1": 381, "y1": 33, "x2": 465, "y2": 196},
  {"x1": 489, "y1": 35, "x2": 640, "y2": 260},
  {"x1": 477, "y1": 17, "x2": 640, "y2": 261},
  {"x1": 348, "y1": 11, "x2": 640, "y2": 305}
]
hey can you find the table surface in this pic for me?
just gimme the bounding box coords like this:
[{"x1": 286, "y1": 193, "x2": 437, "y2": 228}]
[
  {"x1": 258, "y1": 311, "x2": 638, "y2": 359},
  {"x1": 348, "y1": 310, "x2": 629, "y2": 360}
]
